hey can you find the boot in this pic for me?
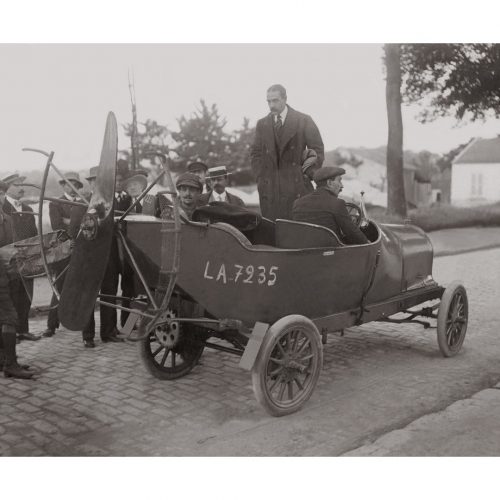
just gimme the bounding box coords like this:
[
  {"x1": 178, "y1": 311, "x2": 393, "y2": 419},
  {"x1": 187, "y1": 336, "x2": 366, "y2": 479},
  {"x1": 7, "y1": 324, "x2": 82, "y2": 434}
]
[
  {"x1": 4, "y1": 361, "x2": 34, "y2": 379},
  {"x1": 2, "y1": 326, "x2": 33, "y2": 379}
]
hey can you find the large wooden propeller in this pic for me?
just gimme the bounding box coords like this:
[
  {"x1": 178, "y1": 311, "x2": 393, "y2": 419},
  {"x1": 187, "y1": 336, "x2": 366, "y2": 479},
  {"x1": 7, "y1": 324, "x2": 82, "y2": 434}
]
[{"x1": 59, "y1": 112, "x2": 117, "y2": 330}]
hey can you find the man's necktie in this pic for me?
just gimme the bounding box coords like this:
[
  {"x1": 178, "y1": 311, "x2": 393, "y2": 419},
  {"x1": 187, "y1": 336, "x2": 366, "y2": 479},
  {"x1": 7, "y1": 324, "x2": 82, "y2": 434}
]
[{"x1": 275, "y1": 114, "x2": 283, "y2": 134}]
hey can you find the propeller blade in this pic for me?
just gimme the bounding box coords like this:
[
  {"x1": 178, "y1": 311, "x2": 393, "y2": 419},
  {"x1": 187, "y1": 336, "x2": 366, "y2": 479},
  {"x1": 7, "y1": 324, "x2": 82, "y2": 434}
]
[{"x1": 59, "y1": 112, "x2": 118, "y2": 330}]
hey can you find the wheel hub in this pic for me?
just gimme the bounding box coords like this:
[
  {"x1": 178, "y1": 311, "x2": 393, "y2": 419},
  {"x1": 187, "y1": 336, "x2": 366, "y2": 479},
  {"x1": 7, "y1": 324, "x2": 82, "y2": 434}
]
[{"x1": 154, "y1": 309, "x2": 180, "y2": 348}]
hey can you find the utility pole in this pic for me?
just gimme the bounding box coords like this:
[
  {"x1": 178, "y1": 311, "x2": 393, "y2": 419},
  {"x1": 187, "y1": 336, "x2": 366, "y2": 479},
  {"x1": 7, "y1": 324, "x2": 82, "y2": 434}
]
[{"x1": 128, "y1": 69, "x2": 138, "y2": 171}]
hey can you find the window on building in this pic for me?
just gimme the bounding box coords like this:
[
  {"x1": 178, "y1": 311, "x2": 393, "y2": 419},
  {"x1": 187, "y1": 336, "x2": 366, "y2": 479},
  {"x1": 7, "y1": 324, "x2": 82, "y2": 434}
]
[
  {"x1": 477, "y1": 173, "x2": 483, "y2": 196},
  {"x1": 471, "y1": 173, "x2": 476, "y2": 196}
]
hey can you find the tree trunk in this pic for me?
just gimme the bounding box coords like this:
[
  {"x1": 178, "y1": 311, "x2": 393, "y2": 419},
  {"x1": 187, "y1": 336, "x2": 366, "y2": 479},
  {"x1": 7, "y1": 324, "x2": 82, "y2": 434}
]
[{"x1": 385, "y1": 44, "x2": 407, "y2": 217}]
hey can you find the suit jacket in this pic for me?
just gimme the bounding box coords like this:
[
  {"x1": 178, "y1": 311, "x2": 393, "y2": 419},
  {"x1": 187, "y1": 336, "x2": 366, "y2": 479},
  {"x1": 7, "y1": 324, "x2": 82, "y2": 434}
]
[
  {"x1": 292, "y1": 187, "x2": 369, "y2": 245},
  {"x1": 198, "y1": 190, "x2": 245, "y2": 207},
  {"x1": 250, "y1": 105, "x2": 324, "y2": 220},
  {"x1": 49, "y1": 195, "x2": 87, "y2": 239},
  {"x1": 2, "y1": 199, "x2": 37, "y2": 241}
]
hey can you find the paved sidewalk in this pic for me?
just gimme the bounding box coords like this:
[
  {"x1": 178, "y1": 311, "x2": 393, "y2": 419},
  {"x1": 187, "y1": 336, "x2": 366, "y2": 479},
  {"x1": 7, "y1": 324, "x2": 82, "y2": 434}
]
[{"x1": 344, "y1": 383, "x2": 500, "y2": 456}]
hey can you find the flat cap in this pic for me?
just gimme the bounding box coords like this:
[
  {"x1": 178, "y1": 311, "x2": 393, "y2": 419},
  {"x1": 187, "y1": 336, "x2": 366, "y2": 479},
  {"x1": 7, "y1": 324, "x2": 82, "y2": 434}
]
[
  {"x1": 176, "y1": 172, "x2": 203, "y2": 191},
  {"x1": 187, "y1": 161, "x2": 208, "y2": 173},
  {"x1": 313, "y1": 166, "x2": 346, "y2": 183}
]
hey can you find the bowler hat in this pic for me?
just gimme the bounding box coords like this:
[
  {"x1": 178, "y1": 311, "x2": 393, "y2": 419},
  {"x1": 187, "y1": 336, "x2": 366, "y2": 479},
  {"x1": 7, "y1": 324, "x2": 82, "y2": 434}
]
[
  {"x1": 116, "y1": 159, "x2": 130, "y2": 177},
  {"x1": 313, "y1": 166, "x2": 346, "y2": 183},
  {"x1": 59, "y1": 171, "x2": 83, "y2": 188},
  {"x1": 187, "y1": 161, "x2": 208, "y2": 174},
  {"x1": 176, "y1": 172, "x2": 203, "y2": 191},
  {"x1": 2, "y1": 174, "x2": 26, "y2": 186},
  {"x1": 124, "y1": 173, "x2": 148, "y2": 192},
  {"x1": 207, "y1": 166, "x2": 232, "y2": 179},
  {"x1": 86, "y1": 166, "x2": 99, "y2": 181}
]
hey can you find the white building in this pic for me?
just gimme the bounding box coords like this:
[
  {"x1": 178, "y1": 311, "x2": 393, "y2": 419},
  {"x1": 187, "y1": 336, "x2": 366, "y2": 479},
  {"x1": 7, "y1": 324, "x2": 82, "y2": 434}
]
[{"x1": 452, "y1": 136, "x2": 500, "y2": 206}]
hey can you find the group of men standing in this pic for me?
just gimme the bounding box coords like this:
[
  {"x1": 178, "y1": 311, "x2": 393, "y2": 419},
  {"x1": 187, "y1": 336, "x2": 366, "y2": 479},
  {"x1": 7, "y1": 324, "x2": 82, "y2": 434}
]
[{"x1": 0, "y1": 82, "x2": 368, "y2": 378}]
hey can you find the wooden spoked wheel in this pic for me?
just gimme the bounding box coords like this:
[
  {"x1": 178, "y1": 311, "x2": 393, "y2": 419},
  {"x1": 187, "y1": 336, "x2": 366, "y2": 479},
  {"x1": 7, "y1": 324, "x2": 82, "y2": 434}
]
[
  {"x1": 437, "y1": 281, "x2": 468, "y2": 357},
  {"x1": 252, "y1": 315, "x2": 323, "y2": 417},
  {"x1": 139, "y1": 308, "x2": 205, "y2": 380}
]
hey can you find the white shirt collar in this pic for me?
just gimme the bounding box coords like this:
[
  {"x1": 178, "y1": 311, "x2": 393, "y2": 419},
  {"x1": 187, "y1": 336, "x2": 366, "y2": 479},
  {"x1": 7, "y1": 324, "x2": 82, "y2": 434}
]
[
  {"x1": 210, "y1": 190, "x2": 227, "y2": 203},
  {"x1": 6, "y1": 195, "x2": 21, "y2": 209},
  {"x1": 274, "y1": 105, "x2": 288, "y2": 124},
  {"x1": 63, "y1": 192, "x2": 77, "y2": 202}
]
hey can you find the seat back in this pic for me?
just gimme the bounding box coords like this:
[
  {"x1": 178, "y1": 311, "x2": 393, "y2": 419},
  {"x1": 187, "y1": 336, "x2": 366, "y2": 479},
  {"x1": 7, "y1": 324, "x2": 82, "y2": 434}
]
[{"x1": 275, "y1": 219, "x2": 344, "y2": 249}]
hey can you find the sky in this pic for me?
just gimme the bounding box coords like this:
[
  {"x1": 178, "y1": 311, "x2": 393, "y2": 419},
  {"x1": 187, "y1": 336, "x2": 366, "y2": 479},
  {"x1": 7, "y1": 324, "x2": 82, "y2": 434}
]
[{"x1": 2, "y1": 43, "x2": 500, "y2": 176}]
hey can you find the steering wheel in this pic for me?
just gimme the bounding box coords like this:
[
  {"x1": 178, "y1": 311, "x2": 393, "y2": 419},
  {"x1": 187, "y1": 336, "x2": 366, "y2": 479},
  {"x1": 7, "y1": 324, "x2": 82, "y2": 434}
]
[{"x1": 345, "y1": 202, "x2": 362, "y2": 226}]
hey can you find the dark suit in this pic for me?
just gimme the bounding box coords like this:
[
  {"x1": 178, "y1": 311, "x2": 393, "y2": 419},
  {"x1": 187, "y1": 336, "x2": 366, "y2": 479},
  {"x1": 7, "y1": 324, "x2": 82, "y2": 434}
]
[
  {"x1": 250, "y1": 105, "x2": 324, "y2": 221},
  {"x1": 2, "y1": 199, "x2": 37, "y2": 333},
  {"x1": 47, "y1": 195, "x2": 87, "y2": 332},
  {"x1": 198, "y1": 191, "x2": 245, "y2": 207},
  {"x1": 292, "y1": 187, "x2": 369, "y2": 245},
  {"x1": 99, "y1": 192, "x2": 134, "y2": 338}
]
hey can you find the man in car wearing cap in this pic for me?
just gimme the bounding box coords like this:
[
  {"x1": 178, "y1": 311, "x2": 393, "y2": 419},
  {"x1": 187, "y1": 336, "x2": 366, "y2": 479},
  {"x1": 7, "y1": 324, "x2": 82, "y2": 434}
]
[
  {"x1": 187, "y1": 161, "x2": 209, "y2": 193},
  {"x1": 42, "y1": 172, "x2": 87, "y2": 337},
  {"x1": 292, "y1": 166, "x2": 369, "y2": 245},
  {"x1": 198, "y1": 166, "x2": 245, "y2": 207},
  {"x1": 158, "y1": 172, "x2": 203, "y2": 220},
  {"x1": 1, "y1": 174, "x2": 40, "y2": 341}
]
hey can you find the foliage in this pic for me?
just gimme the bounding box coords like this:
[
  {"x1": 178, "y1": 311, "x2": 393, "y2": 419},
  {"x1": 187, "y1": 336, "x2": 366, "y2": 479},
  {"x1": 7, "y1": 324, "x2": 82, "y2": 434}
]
[
  {"x1": 400, "y1": 44, "x2": 500, "y2": 122},
  {"x1": 170, "y1": 99, "x2": 231, "y2": 171},
  {"x1": 229, "y1": 117, "x2": 256, "y2": 185},
  {"x1": 122, "y1": 100, "x2": 256, "y2": 184}
]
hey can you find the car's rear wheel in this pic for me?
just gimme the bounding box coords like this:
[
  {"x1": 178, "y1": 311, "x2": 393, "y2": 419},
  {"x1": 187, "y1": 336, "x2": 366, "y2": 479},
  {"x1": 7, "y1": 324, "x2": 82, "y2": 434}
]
[
  {"x1": 437, "y1": 281, "x2": 468, "y2": 357},
  {"x1": 251, "y1": 315, "x2": 323, "y2": 417}
]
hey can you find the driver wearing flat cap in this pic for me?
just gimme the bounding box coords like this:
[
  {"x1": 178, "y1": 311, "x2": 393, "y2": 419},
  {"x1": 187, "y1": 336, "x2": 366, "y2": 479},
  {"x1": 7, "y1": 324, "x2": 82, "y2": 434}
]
[
  {"x1": 157, "y1": 172, "x2": 204, "y2": 221},
  {"x1": 292, "y1": 166, "x2": 369, "y2": 245}
]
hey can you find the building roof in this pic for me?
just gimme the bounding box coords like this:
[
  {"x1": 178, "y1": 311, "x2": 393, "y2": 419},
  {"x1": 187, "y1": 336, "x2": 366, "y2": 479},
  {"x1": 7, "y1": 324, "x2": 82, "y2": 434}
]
[{"x1": 453, "y1": 136, "x2": 500, "y2": 164}]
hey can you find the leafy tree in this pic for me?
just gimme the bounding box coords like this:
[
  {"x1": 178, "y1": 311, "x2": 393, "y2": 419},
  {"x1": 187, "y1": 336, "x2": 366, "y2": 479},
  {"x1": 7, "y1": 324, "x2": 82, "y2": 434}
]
[
  {"x1": 400, "y1": 44, "x2": 500, "y2": 121},
  {"x1": 228, "y1": 118, "x2": 255, "y2": 185},
  {"x1": 170, "y1": 99, "x2": 231, "y2": 170},
  {"x1": 122, "y1": 119, "x2": 172, "y2": 178},
  {"x1": 384, "y1": 43, "x2": 407, "y2": 217}
]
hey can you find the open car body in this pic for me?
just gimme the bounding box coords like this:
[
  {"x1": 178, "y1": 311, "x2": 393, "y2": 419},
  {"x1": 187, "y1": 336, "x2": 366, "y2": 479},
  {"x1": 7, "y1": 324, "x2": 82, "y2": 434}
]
[{"x1": 123, "y1": 210, "x2": 440, "y2": 328}]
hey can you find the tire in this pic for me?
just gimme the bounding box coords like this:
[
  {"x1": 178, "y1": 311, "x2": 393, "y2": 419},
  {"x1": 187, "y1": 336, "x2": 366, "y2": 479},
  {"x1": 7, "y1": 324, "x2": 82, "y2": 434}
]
[
  {"x1": 437, "y1": 281, "x2": 468, "y2": 357},
  {"x1": 251, "y1": 315, "x2": 323, "y2": 417},
  {"x1": 139, "y1": 309, "x2": 204, "y2": 380}
]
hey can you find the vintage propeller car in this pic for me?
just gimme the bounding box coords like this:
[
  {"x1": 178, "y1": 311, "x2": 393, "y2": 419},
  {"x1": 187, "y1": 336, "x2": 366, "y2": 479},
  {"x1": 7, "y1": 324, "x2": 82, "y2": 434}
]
[{"x1": 24, "y1": 112, "x2": 468, "y2": 417}]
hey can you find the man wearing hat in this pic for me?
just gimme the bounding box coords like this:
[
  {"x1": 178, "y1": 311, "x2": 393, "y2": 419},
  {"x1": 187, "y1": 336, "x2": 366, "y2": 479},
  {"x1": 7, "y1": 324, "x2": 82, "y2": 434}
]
[
  {"x1": 292, "y1": 166, "x2": 369, "y2": 245},
  {"x1": 123, "y1": 171, "x2": 148, "y2": 213},
  {"x1": 165, "y1": 172, "x2": 203, "y2": 220},
  {"x1": 85, "y1": 166, "x2": 99, "y2": 192},
  {"x1": 42, "y1": 171, "x2": 87, "y2": 337},
  {"x1": 199, "y1": 166, "x2": 245, "y2": 207},
  {"x1": 186, "y1": 161, "x2": 209, "y2": 192},
  {"x1": 1, "y1": 174, "x2": 39, "y2": 341}
]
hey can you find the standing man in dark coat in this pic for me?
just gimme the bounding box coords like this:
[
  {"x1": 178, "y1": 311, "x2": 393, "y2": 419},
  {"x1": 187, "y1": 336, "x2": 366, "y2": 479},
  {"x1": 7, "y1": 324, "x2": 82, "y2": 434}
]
[
  {"x1": 42, "y1": 172, "x2": 87, "y2": 337},
  {"x1": 250, "y1": 84, "x2": 324, "y2": 221},
  {"x1": 99, "y1": 160, "x2": 132, "y2": 342},
  {"x1": 1, "y1": 174, "x2": 39, "y2": 341}
]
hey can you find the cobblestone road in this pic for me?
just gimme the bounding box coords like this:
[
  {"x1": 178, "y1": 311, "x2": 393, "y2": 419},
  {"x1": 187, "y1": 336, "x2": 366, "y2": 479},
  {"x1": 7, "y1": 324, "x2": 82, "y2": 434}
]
[{"x1": 2, "y1": 247, "x2": 500, "y2": 456}]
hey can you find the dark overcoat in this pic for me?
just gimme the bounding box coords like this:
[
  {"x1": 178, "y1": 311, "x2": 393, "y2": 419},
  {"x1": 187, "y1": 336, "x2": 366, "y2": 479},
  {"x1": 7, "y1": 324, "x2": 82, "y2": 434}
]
[
  {"x1": 198, "y1": 191, "x2": 245, "y2": 207},
  {"x1": 250, "y1": 106, "x2": 324, "y2": 220},
  {"x1": 2, "y1": 200, "x2": 37, "y2": 241},
  {"x1": 292, "y1": 187, "x2": 369, "y2": 245}
]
